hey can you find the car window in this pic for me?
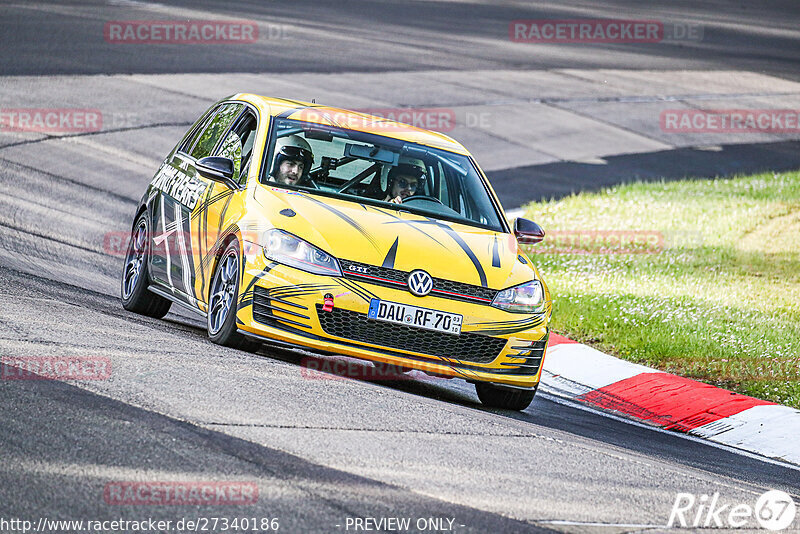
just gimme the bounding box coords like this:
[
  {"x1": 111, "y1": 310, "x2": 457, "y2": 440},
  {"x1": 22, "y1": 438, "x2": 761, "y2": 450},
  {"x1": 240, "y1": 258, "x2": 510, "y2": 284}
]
[
  {"x1": 178, "y1": 106, "x2": 218, "y2": 154},
  {"x1": 260, "y1": 118, "x2": 505, "y2": 232},
  {"x1": 190, "y1": 103, "x2": 243, "y2": 161},
  {"x1": 216, "y1": 110, "x2": 257, "y2": 186}
]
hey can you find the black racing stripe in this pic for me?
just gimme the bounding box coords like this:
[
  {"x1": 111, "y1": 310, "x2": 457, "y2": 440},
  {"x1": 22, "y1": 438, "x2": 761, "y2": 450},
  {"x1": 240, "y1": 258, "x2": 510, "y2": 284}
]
[
  {"x1": 264, "y1": 290, "x2": 327, "y2": 300},
  {"x1": 240, "y1": 261, "x2": 279, "y2": 300},
  {"x1": 382, "y1": 237, "x2": 399, "y2": 269},
  {"x1": 335, "y1": 279, "x2": 373, "y2": 303},
  {"x1": 201, "y1": 243, "x2": 220, "y2": 269},
  {"x1": 336, "y1": 279, "x2": 376, "y2": 301},
  {"x1": 267, "y1": 283, "x2": 336, "y2": 295},
  {"x1": 191, "y1": 188, "x2": 234, "y2": 221},
  {"x1": 429, "y1": 218, "x2": 487, "y2": 287},
  {"x1": 200, "y1": 223, "x2": 239, "y2": 282},
  {"x1": 381, "y1": 217, "x2": 448, "y2": 248},
  {"x1": 468, "y1": 318, "x2": 546, "y2": 336},
  {"x1": 197, "y1": 187, "x2": 234, "y2": 278},
  {"x1": 196, "y1": 185, "x2": 211, "y2": 293},
  {"x1": 471, "y1": 316, "x2": 543, "y2": 327},
  {"x1": 276, "y1": 106, "x2": 308, "y2": 119},
  {"x1": 218, "y1": 196, "x2": 234, "y2": 250},
  {"x1": 383, "y1": 217, "x2": 486, "y2": 286},
  {"x1": 180, "y1": 206, "x2": 201, "y2": 303},
  {"x1": 199, "y1": 185, "x2": 214, "y2": 273},
  {"x1": 301, "y1": 195, "x2": 381, "y2": 251},
  {"x1": 342, "y1": 278, "x2": 378, "y2": 300},
  {"x1": 260, "y1": 287, "x2": 337, "y2": 302},
  {"x1": 492, "y1": 235, "x2": 501, "y2": 268}
]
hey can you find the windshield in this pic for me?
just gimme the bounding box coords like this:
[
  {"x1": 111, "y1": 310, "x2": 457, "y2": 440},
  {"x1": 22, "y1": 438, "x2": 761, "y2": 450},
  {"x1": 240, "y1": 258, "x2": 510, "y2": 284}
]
[{"x1": 259, "y1": 118, "x2": 506, "y2": 231}]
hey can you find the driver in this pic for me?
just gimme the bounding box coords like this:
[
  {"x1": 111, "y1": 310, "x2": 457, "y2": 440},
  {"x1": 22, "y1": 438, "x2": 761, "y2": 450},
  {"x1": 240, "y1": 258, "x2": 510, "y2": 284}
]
[
  {"x1": 384, "y1": 163, "x2": 426, "y2": 204},
  {"x1": 269, "y1": 135, "x2": 314, "y2": 186}
]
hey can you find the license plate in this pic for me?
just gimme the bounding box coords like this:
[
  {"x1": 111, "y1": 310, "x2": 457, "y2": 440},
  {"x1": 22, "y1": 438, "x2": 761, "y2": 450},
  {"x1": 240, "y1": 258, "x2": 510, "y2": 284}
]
[{"x1": 367, "y1": 299, "x2": 462, "y2": 335}]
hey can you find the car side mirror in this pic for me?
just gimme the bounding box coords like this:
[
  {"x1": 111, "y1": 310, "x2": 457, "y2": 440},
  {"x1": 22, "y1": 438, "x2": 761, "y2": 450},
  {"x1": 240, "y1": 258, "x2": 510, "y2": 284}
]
[
  {"x1": 514, "y1": 217, "x2": 545, "y2": 245},
  {"x1": 196, "y1": 156, "x2": 236, "y2": 188}
]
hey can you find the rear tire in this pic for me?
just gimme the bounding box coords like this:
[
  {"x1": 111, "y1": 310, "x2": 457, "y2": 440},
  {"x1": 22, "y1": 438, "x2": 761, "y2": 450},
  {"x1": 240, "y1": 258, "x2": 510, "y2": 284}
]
[
  {"x1": 475, "y1": 382, "x2": 536, "y2": 411},
  {"x1": 207, "y1": 238, "x2": 259, "y2": 351},
  {"x1": 121, "y1": 212, "x2": 172, "y2": 319}
]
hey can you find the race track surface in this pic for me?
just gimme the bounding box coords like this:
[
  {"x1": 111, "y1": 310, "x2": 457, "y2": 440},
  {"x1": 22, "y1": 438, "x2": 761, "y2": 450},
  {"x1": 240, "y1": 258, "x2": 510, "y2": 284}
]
[{"x1": 1, "y1": 1, "x2": 799, "y2": 532}]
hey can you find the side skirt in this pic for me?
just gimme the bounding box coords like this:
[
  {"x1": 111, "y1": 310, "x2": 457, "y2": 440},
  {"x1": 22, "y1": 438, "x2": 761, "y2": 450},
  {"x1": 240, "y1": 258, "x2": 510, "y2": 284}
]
[{"x1": 148, "y1": 284, "x2": 207, "y2": 317}]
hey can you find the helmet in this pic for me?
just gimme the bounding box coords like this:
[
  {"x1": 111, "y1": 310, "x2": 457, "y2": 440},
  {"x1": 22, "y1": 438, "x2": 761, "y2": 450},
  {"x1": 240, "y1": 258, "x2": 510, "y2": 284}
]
[
  {"x1": 271, "y1": 134, "x2": 314, "y2": 180},
  {"x1": 387, "y1": 160, "x2": 427, "y2": 192}
]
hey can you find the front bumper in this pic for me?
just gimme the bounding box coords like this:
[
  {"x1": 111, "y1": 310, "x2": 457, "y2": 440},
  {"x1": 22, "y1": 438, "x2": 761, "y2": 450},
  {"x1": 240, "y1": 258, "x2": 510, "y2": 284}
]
[{"x1": 236, "y1": 251, "x2": 550, "y2": 389}]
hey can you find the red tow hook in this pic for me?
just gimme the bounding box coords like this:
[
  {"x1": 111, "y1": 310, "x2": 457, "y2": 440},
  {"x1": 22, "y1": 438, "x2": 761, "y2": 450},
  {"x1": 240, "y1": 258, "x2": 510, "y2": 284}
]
[{"x1": 322, "y1": 293, "x2": 334, "y2": 312}]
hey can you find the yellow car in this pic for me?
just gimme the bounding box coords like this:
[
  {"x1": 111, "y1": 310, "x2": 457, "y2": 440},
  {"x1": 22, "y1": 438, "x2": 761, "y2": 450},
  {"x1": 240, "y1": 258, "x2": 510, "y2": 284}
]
[{"x1": 121, "y1": 94, "x2": 551, "y2": 410}]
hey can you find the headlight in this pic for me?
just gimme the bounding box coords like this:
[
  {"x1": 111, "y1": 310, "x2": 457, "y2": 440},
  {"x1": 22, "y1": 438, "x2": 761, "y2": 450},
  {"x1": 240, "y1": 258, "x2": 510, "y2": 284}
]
[
  {"x1": 491, "y1": 280, "x2": 545, "y2": 313},
  {"x1": 263, "y1": 229, "x2": 342, "y2": 276}
]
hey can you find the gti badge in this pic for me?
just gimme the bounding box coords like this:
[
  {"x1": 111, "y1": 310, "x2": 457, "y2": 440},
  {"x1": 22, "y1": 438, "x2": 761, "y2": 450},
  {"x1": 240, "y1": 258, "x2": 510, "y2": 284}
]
[
  {"x1": 407, "y1": 270, "x2": 433, "y2": 297},
  {"x1": 348, "y1": 264, "x2": 369, "y2": 274}
]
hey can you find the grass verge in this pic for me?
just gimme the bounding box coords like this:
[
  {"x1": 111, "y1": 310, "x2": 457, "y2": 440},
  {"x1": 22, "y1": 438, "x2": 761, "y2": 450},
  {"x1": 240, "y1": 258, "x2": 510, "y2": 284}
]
[{"x1": 522, "y1": 170, "x2": 800, "y2": 408}]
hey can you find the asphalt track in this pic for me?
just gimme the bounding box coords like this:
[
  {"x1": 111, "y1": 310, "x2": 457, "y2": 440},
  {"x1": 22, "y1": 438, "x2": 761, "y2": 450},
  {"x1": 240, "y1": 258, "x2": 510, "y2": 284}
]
[{"x1": 1, "y1": 1, "x2": 800, "y2": 533}]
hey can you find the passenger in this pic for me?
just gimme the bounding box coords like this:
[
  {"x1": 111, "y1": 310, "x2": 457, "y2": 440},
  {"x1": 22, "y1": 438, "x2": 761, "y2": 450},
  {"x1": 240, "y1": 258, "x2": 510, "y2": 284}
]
[
  {"x1": 269, "y1": 135, "x2": 314, "y2": 186},
  {"x1": 384, "y1": 163, "x2": 427, "y2": 204}
]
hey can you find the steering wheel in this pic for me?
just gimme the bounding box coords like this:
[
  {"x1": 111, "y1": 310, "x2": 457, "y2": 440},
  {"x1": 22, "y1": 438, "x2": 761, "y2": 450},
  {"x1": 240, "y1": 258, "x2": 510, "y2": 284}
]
[{"x1": 401, "y1": 195, "x2": 443, "y2": 205}]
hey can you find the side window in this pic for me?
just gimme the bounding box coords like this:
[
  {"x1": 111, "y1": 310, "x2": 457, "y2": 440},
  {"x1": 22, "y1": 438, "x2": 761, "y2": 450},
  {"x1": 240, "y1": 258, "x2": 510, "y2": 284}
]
[
  {"x1": 178, "y1": 106, "x2": 218, "y2": 154},
  {"x1": 216, "y1": 110, "x2": 257, "y2": 186},
  {"x1": 190, "y1": 103, "x2": 243, "y2": 160}
]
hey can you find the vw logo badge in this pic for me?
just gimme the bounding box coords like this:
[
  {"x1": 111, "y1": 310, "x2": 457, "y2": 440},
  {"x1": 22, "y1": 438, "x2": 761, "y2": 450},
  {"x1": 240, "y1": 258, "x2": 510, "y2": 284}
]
[{"x1": 407, "y1": 270, "x2": 433, "y2": 297}]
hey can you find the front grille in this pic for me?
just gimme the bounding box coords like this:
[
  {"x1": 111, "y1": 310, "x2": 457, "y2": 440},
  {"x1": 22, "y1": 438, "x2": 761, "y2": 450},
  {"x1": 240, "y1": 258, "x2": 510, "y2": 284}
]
[
  {"x1": 339, "y1": 259, "x2": 497, "y2": 304},
  {"x1": 501, "y1": 336, "x2": 548, "y2": 375},
  {"x1": 253, "y1": 286, "x2": 312, "y2": 329},
  {"x1": 316, "y1": 305, "x2": 507, "y2": 364}
]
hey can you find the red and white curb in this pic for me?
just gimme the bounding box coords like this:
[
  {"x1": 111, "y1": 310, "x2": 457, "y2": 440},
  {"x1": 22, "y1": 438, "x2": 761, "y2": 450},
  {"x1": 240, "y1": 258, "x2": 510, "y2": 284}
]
[{"x1": 541, "y1": 334, "x2": 800, "y2": 466}]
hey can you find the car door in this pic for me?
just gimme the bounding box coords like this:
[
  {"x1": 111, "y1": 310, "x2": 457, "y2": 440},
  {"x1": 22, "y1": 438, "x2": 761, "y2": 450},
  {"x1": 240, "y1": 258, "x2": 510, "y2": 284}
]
[
  {"x1": 195, "y1": 107, "x2": 259, "y2": 311},
  {"x1": 148, "y1": 102, "x2": 243, "y2": 307}
]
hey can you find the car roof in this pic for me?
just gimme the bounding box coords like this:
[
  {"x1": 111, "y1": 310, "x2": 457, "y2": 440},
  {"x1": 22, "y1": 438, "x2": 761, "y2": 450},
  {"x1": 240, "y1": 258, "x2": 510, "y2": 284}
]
[{"x1": 233, "y1": 93, "x2": 470, "y2": 156}]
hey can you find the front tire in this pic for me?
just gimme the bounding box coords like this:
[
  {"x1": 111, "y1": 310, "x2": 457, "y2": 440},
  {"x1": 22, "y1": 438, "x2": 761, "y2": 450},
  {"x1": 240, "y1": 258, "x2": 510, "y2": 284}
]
[
  {"x1": 475, "y1": 382, "x2": 537, "y2": 411},
  {"x1": 121, "y1": 212, "x2": 172, "y2": 318},
  {"x1": 207, "y1": 239, "x2": 259, "y2": 351}
]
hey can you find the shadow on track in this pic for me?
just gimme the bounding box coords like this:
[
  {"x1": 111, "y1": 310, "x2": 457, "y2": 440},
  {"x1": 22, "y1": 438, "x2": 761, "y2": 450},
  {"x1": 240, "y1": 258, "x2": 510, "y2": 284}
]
[
  {"x1": 489, "y1": 140, "x2": 800, "y2": 209},
  {"x1": 251, "y1": 343, "x2": 800, "y2": 497}
]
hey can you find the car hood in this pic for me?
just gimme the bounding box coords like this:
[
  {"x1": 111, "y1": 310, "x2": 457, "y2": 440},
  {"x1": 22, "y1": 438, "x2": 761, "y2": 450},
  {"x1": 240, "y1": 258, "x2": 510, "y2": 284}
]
[{"x1": 252, "y1": 187, "x2": 538, "y2": 290}]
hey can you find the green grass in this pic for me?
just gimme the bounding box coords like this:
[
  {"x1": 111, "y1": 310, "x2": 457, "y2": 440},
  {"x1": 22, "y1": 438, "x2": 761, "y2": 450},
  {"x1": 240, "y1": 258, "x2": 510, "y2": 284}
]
[{"x1": 522, "y1": 171, "x2": 800, "y2": 408}]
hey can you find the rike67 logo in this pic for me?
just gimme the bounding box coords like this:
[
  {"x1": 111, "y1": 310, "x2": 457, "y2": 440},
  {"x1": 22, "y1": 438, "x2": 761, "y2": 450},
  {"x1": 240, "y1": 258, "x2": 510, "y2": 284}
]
[{"x1": 669, "y1": 490, "x2": 797, "y2": 531}]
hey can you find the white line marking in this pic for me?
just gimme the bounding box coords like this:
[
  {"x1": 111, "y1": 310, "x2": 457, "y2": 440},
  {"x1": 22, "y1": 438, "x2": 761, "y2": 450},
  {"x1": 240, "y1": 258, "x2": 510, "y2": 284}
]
[
  {"x1": 174, "y1": 201, "x2": 194, "y2": 304},
  {"x1": 539, "y1": 519, "x2": 667, "y2": 528},
  {"x1": 160, "y1": 199, "x2": 173, "y2": 288}
]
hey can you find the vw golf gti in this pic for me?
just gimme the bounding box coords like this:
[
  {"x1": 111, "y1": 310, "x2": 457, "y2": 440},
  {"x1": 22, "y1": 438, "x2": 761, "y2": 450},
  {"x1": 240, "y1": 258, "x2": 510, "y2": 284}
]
[{"x1": 121, "y1": 94, "x2": 551, "y2": 410}]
